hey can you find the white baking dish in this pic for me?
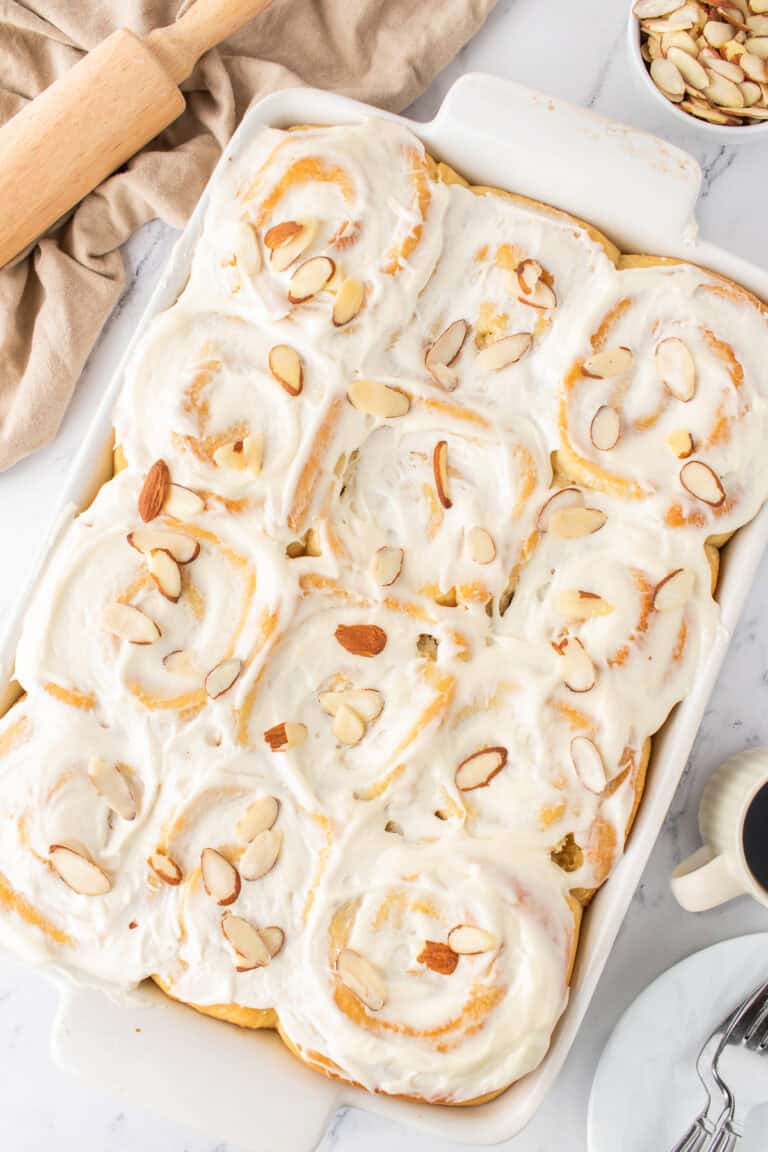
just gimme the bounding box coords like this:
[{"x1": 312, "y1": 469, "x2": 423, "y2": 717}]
[{"x1": 2, "y1": 73, "x2": 768, "y2": 1149}]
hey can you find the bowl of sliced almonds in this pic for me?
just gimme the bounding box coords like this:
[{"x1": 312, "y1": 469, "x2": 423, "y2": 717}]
[{"x1": 630, "y1": 0, "x2": 768, "y2": 135}]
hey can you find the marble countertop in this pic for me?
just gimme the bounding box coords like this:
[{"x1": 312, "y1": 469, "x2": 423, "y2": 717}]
[{"x1": 1, "y1": 1, "x2": 767, "y2": 1149}]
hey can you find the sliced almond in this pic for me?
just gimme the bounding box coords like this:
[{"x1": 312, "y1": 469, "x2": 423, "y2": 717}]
[
  {"x1": 418, "y1": 940, "x2": 458, "y2": 975},
  {"x1": 213, "y1": 440, "x2": 249, "y2": 471},
  {"x1": 537, "y1": 487, "x2": 585, "y2": 531},
  {"x1": 243, "y1": 433, "x2": 264, "y2": 476},
  {"x1": 634, "y1": 0, "x2": 686, "y2": 14},
  {"x1": 318, "y1": 688, "x2": 384, "y2": 723},
  {"x1": 263, "y1": 722, "x2": 307, "y2": 752},
  {"x1": 582, "y1": 345, "x2": 633, "y2": 379},
  {"x1": 288, "y1": 256, "x2": 335, "y2": 303},
  {"x1": 371, "y1": 546, "x2": 404, "y2": 587},
  {"x1": 549, "y1": 506, "x2": 607, "y2": 539},
  {"x1": 653, "y1": 567, "x2": 695, "y2": 610},
  {"x1": 433, "y1": 440, "x2": 451, "y2": 510},
  {"x1": 447, "y1": 924, "x2": 498, "y2": 955},
  {"x1": 347, "y1": 379, "x2": 410, "y2": 418},
  {"x1": 651, "y1": 55, "x2": 687, "y2": 98},
  {"x1": 455, "y1": 746, "x2": 507, "y2": 791},
  {"x1": 127, "y1": 528, "x2": 200, "y2": 564},
  {"x1": 163, "y1": 483, "x2": 205, "y2": 518},
  {"x1": 334, "y1": 623, "x2": 387, "y2": 657},
  {"x1": 666, "y1": 429, "x2": 694, "y2": 459},
  {"x1": 680, "y1": 460, "x2": 726, "y2": 506},
  {"x1": 702, "y1": 48, "x2": 748, "y2": 81},
  {"x1": 269, "y1": 344, "x2": 304, "y2": 398},
  {"x1": 570, "y1": 736, "x2": 607, "y2": 794},
  {"x1": 205, "y1": 658, "x2": 242, "y2": 699},
  {"x1": 240, "y1": 829, "x2": 283, "y2": 881},
  {"x1": 49, "y1": 844, "x2": 110, "y2": 896},
  {"x1": 236, "y1": 796, "x2": 280, "y2": 842},
  {"x1": 221, "y1": 912, "x2": 271, "y2": 969},
  {"x1": 475, "y1": 332, "x2": 532, "y2": 373},
  {"x1": 104, "y1": 603, "x2": 160, "y2": 645},
  {"x1": 661, "y1": 29, "x2": 701, "y2": 53},
  {"x1": 425, "y1": 320, "x2": 469, "y2": 387},
  {"x1": 260, "y1": 925, "x2": 285, "y2": 959},
  {"x1": 466, "y1": 526, "x2": 496, "y2": 565},
  {"x1": 267, "y1": 217, "x2": 318, "y2": 273},
  {"x1": 516, "y1": 258, "x2": 543, "y2": 295},
  {"x1": 139, "y1": 460, "x2": 170, "y2": 523},
  {"x1": 746, "y1": 34, "x2": 768, "y2": 54},
  {"x1": 224, "y1": 219, "x2": 261, "y2": 277},
  {"x1": 336, "y1": 948, "x2": 387, "y2": 1011},
  {"x1": 558, "y1": 636, "x2": 596, "y2": 693},
  {"x1": 147, "y1": 851, "x2": 182, "y2": 886},
  {"x1": 333, "y1": 703, "x2": 366, "y2": 745},
  {"x1": 704, "y1": 19, "x2": 736, "y2": 47},
  {"x1": 162, "y1": 649, "x2": 199, "y2": 679},
  {"x1": 554, "y1": 589, "x2": 615, "y2": 619},
  {"x1": 520, "y1": 280, "x2": 556, "y2": 309},
  {"x1": 656, "y1": 336, "x2": 696, "y2": 402},
  {"x1": 741, "y1": 48, "x2": 768, "y2": 77},
  {"x1": 201, "y1": 848, "x2": 240, "y2": 906},
  {"x1": 706, "y1": 68, "x2": 746, "y2": 104},
  {"x1": 88, "y1": 757, "x2": 137, "y2": 821},
  {"x1": 589, "y1": 405, "x2": 621, "y2": 451},
  {"x1": 333, "y1": 278, "x2": 365, "y2": 327},
  {"x1": 667, "y1": 44, "x2": 710, "y2": 85},
  {"x1": 147, "y1": 548, "x2": 182, "y2": 603}
]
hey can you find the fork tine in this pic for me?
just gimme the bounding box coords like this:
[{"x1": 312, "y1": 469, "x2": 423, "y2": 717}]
[
  {"x1": 743, "y1": 996, "x2": 768, "y2": 1050},
  {"x1": 729, "y1": 982, "x2": 768, "y2": 1044}
]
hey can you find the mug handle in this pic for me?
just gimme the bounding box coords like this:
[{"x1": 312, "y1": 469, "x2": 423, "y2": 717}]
[{"x1": 670, "y1": 846, "x2": 748, "y2": 911}]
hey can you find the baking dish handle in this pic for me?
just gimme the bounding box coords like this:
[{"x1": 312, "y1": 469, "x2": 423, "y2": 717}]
[
  {"x1": 425, "y1": 72, "x2": 702, "y2": 256},
  {"x1": 51, "y1": 982, "x2": 341, "y2": 1152}
]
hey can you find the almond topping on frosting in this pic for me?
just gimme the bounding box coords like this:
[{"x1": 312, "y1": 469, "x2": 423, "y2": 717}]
[
  {"x1": 147, "y1": 851, "x2": 182, "y2": 886},
  {"x1": 590, "y1": 405, "x2": 621, "y2": 451},
  {"x1": 570, "y1": 736, "x2": 607, "y2": 794},
  {"x1": 518, "y1": 279, "x2": 556, "y2": 310},
  {"x1": 213, "y1": 440, "x2": 249, "y2": 471},
  {"x1": 139, "y1": 459, "x2": 170, "y2": 522},
  {"x1": 433, "y1": 440, "x2": 451, "y2": 509},
  {"x1": 49, "y1": 845, "x2": 111, "y2": 896},
  {"x1": 475, "y1": 332, "x2": 532, "y2": 373},
  {"x1": 334, "y1": 624, "x2": 387, "y2": 657},
  {"x1": 236, "y1": 796, "x2": 280, "y2": 842},
  {"x1": 455, "y1": 747, "x2": 508, "y2": 791},
  {"x1": 666, "y1": 429, "x2": 694, "y2": 459},
  {"x1": 240, "y1": 829, "x2": 283, "y2": 881},
  {"x1": 653, "y1": 567, "x2": 695, "y2": 611},
  {"x1": 418, "y1": 940, "x2": 459, "y2": 975},
  {"x1": 557, "y1": 636, "x2": 596, "y2": 693},
  {"x1": 263, "y1": 722, "x2": 308, "y2": 751},
  {"x1": 516, "y1": 258, "x2": 543, "y2": 295},
  {"x1": 447, "y1": 924, "x2": 498, "y2": 955},
  {"x1": 127, "y1": 528, "x2": 200, "y2": 564},
  {"x1": 221, "y1": 912, "x2": 271, "y2": 970},
  {"x1": 680, "y1": 460, "x2": 726, "y2": 506},
  {"x1": 467, "y1": 526, "x2": 496, "y2": 564},
  {"x1": 582, "y1": 345, "x2": 633, "y2": 379},
  {"x1": 336, "y1": 948, "x2": 387, "y2": 1011},
  {"x1": 269, "y1": 344, "x2": 303, "y2": 396},
  {"x1": 205, "y1": 658, "x2": 242, "y2": 699},
  {"x1": 147, "y1": 548, "x2": 182, "y2": 603},
  {"x1": 266, "y1": 217, "x2": 318, "y2": 273},
  {"x1": 88, "y1": 756, "x2": 137, "y2": 821},
  {"x1": 104, "y1": 603, "x2": 160, "y2": 645},
  {"x1": 371, "y1": 545, "x2": 404, "y2": 586},
  {"x1": 347, "y1": 379, "x2": 410, "y2": 418},
  {"x1": 555, "y1": 589, "x2": 615, "y2": 619},
  {"x1": 163, "y1": 649, "x2": 200, "y2": 678},
  {"x1": 201, "y1": 848, "x2": 241, "y2": 906},
  {"x1": 318, "y1": 688, "x2": 384, "y2": 722},
  {"x1": 163, "y1": 483, "x2": 205, "y2": 518},
  {"x1": 548, "y1": 506, "x2": 607, "y2": 540},
  {"x1": 288, "y1": 256, "x2": 335, "y2": 303},
  {"x1": 537, "y1": 487, "x2": 585, "y2": 531},
  {"x1": 425, "y1": 319, "x2": 468, "y2": 387},
  {"x1": 656, "y1": 337, "x2": 696, "y2": 402},
  {"x1": 260, "y1": 925, "x2": 285, "y2": 959},
  {"x1": 332, "y1": 278, "x2": 365, "y2": 327},
  {"x1": 332, "y1": 703, "x2": 366, "y2": 745}
]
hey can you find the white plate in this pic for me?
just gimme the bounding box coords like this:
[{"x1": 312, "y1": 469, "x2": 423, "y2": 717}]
[{"x1": 589, "y1": 934, "x2": 768, "y2": 1151}]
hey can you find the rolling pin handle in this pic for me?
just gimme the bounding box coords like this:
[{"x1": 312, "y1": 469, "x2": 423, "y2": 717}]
[{"x1": 146, "y1": 0, "x2": 272, "y2": 85}]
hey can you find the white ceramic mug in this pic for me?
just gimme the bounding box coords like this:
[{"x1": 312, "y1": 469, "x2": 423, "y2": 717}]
[{"x1": 671, "y1": 748, "x2": 768, "y2": 912}]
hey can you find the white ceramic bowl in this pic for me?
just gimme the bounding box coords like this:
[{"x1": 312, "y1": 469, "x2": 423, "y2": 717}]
[{"x1": 626, "y1": 4, "x2": 768, "y2": 142}]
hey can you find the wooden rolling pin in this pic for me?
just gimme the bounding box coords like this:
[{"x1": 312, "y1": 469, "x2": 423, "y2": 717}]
[{"x1": 0, "y1": 0, "x2": 272, "y2": 269}]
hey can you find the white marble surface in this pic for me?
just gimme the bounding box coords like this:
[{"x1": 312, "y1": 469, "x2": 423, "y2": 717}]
[{"x1": 1, "y1": 1, "x2": 767, "y2": 1149}]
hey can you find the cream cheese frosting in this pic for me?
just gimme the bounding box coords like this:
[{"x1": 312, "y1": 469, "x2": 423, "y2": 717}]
[{"x1": 2, "y1": 117, "x2": 768, "y2": 1105}]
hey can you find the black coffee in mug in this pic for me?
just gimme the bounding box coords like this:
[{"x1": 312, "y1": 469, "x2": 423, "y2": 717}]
[{"x1": 742, "y1": 781, "x2": 768, "y2": 892}]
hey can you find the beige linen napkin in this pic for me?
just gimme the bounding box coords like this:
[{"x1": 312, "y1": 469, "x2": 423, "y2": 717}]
[{"x1": 0, "y1": 0, "x2": 496, "y2": 471}]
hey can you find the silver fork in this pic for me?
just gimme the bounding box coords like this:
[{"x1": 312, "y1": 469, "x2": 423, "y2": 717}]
[
  {"x1": 668, "y1": 978, "x2": 768, "y2": 1152},
  {"x1": 704, "y1": 981, "x2": 768, "y2": 1151}
]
